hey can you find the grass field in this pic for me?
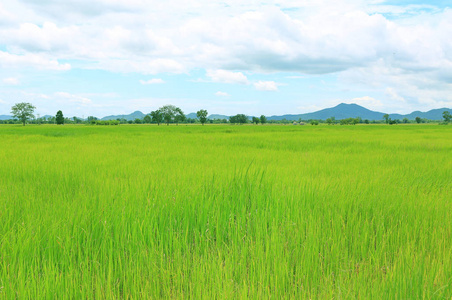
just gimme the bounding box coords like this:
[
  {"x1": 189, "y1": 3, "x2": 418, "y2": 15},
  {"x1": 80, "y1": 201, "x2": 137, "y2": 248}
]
[{"x1": 0, "y1": 124, "x2": 451, "y2": 298}]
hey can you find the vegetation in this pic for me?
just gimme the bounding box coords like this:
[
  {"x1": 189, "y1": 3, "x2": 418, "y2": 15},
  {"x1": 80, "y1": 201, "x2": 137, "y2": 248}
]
[
  {"x1": 56, "y1": 110, "x2": 64, "y2": 125},
  {"x1": 252, "y1": 116, "x2": 260, "y2": 124},
  {"x1": 229, "y1": 114, "x2": 248, "y2": 124},
  {"x1": 11, "y1": 102, "x2": 36, "y2": 126},
  {"x1": 443, "y1": 111, "x2": 451, "y2": 124},
  {"x1": 260, "y1": 115, "x2": 267, "y2": 125},
  {"x1": 150, "y1": 110, "x2": 163, "y2": 125},
  {"x1": 0, "y1": 125, "x2": 451, "y2": 298},
  {"x1": 196, "y1": 109, "x2": 208, "y2": 125}
]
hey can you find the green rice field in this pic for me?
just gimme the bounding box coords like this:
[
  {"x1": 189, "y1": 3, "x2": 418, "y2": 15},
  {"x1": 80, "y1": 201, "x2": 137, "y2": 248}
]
[{"x1": 0, "y1": 124, "x2": 451, "y2": 298}]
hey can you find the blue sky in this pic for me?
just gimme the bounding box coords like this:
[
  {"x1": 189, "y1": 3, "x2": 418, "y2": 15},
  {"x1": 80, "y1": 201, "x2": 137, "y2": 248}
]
[{"x1": 0, "y1": 0, "x2": 451, "y2": 117}]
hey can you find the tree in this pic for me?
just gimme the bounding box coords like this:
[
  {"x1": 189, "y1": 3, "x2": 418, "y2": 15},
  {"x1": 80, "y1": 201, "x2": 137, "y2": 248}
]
[
  {"x1": 383, "y1": 114, "x2": 390, "y2": 124},
  {"x1": 197, "y1": 109, "x2": 208, "y2": 125},
  {"x1": 174, "y1": 107, "x2": 186, "y2": 125},
  {"x1": 443, "y1": 111, "x2": 451, "y2": 124},
  {"x1": 134, "y1": 118, "x2": 142, "y2": 124},
  {"x1": 403, "y1": 118, "x2": 409, "y2": 124},
  {"x1": 143, "y1": 114, "x2": 152, "y2": 124},
  {"x1": 260, "y1": 115, "x2": 267, "y2": 125},
  {"x1": 415, "y1": 116, "x2": 422, "y2": 124},
  {"x1": 11, "y1": 102, "x2": 36, "y2": 126},
  {"x1": 252, "y1": 117, "x2": 260, "y2": 124},
  {"x1": 229, "y1": 114, "x2": 248, "y2": 124},
  {"x1": 326, "y1": 117, "x2": 336, "y2": 125},
  {"x1": 56, "y1": 110, "x2": 64, "y2": 125},
  {"x1": 150, "y1": 110, "x2": 163, "y2": 125},
  {"x1": 160, "y1": 105, "x2": 178, "y2": 125}
]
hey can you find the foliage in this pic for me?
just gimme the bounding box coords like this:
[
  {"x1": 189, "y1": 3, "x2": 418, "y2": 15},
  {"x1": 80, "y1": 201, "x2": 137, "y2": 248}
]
[
  {"x1": 56, "y1": 110, "x2": 64, "y2": 125},
  {"x1": 150, "y1": 110, "x2": 163, "y2": 125},
  {"x1": 383, "y1": 114, "x2": 390, "y2": 124},
  {"x1": 197, "y1": 109, "x2": 208, "y2": 125},
  {"x1": 310, "y1": 120, "x2": 319, "y2": 125},
  {"x1": 443, "y1": 111, "x2": 451, "y2": 124},
  {"x1": 252, "y1": 117, "x2": 260, "y2": 124},
  {"x1": 340, "y1": 117, "x2": 360, "y2": 125},
  {"x1": 174, "y1": 107, "x2": 186, "y2": 125},
  {"x1": 326, "y1": 117, "x2": 336, "y2": 125},
  {"x1": 93, "y1": 120, "x2": 120, "y2": 125},
  {"x1": 229, "y1": 114, "x2": 248, "y2": 124},
  {"x1": 143, "y1": 114, "x2": 152, "y2": 124},
  {"x1": 415, "y1": 116, "x2": 422, "y2": 124},
  {"x1": 260, "y1": 115, "x2": 267, "y2": 124},
  {"x1": 11, "y1": 102, "x2": 36, "y2": 126}
]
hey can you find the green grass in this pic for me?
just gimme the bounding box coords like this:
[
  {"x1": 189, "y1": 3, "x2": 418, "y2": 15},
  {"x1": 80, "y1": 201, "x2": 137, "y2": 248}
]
[{"x1": 0, "y1": 124, "x2": 451, "y2": 298}]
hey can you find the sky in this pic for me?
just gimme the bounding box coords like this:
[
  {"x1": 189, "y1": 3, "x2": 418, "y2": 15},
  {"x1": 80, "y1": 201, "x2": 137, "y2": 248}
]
[{"x1": 0, "y1": 0, "x2": 451, "y2": 118}]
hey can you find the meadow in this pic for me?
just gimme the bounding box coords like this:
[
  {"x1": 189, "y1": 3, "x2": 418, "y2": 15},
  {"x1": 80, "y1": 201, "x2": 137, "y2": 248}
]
[{"x1": 0, "y1": 124, "x2": 451, "y2": 298}]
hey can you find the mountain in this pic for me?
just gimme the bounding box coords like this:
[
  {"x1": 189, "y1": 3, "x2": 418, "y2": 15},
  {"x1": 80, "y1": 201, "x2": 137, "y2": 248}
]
[
  {"x1": 268, "y1": 103, "x2": 385, "y2": 121},
  {"x1": 102, "y1": 111, "x2": 146, "y2": 121},
  {"x1": 267, "y1": 103, "x2": 452, "y2": 121},
  {"x1": 186, "y1": 113, "x2": 230, "y2": 120},
  {"x1": 2, "y1": 104, "x2": 450, "y2": 122},
  {"x1": 388, "y1": 108, "x2": 452, "y2": 121},
  {"x1": 207, "y1": 114, "x2": 230, "y2": 120}
]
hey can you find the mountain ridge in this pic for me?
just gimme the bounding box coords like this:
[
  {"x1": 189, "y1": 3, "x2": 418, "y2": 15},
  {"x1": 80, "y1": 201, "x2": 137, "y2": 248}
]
[{"x1": 1, "y1": 103, "x2": 451, "y2": 121}]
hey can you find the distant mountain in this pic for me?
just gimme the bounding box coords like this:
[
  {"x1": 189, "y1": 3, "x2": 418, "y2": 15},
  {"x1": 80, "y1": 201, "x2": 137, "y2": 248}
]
[
  {"x1": 388, "y1": 108, "x2": 452, "y2": 121},
  {"x1": 186, "y1": 113, "x2": 230, "y2": 120},
  {"x1": 208, "y1": 114, "x2": 230, "y2": 120},
  {"x1": 267, "y1": 103, "x2": 452, "y2": 121},
  {"x1": 268, "y1": 103, "x2": 385, "y2": 121},
  {"x1": 102, "y1": 111, "x2": 146, "y2": 121},
  {"x1": 2, "y1": 104, "x2": 451, "y2": 122}
]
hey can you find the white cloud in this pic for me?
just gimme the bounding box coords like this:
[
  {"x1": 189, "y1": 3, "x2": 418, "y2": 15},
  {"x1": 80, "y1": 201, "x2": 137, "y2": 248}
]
[
  {"x1": 54, "y1": 92, "x2": 92, "y2": 105},
  {"x1": 140, "y1": 78, "x2": 165, "y2": 85},
  {"x1": 206, "y1": 70, "x2": 249, "y2": 84},
  {"x1": 385, "y1": 87, "x2": 406, "y2": 103},
  {"x1": 215, "y1": 91, "x2": 229, "y2": 97},
  {"x1": 0, "y1": 1, "x2": 451, "y2": 112},
  {"x1": 0, "y1": 51, "x2": 71, "y2": 71},
  {"x1": 254, "y1": 80, "x2": 279, "y2": 91},
  {"x1": 3, "y1": 77, "x2": 20, "y2": 85},
  {"x1": 344, "y1": 96, "x2": 384, "y2": 110}
]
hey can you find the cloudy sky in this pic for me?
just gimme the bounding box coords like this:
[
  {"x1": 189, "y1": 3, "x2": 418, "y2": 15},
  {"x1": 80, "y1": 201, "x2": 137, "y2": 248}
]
[{"x1": 0, "y1": 0, "x2": 451, "y2": 117}]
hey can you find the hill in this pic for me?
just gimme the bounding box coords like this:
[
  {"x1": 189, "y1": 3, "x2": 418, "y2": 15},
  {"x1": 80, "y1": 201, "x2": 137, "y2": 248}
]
[{"x1": 101, "y1": 111, "x2": 146, "y2": 121}]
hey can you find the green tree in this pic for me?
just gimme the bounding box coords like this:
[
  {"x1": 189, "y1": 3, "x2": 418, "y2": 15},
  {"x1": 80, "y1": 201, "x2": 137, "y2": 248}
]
[
  {"x1": 383, "y1": 114, "x2": 390, "y2": 124},
  {"x1": 415, "y1": 116, "x2": 422, "y2": 124},
  {"x1": 260, "y1": 115, "x2": 267, "y2": 125},
  {"x1": 11, "y1": 102, "x2": 36, "y2": 126},
  {"x1": 403, "y1": 118, "x2": 409, "y2": 124},
  {"x1": 310, "y1": 120, "x2": 319, "y2": 125},
  {"x1": 56, "y1": 110, "x2": 64, "y2": 125},
  {"x1": 150, "y1": 110, "x2": 163, "y2": 125},
  {"x1": 160, "y1": 105, "x2": 178, "y2": 125},
  {"x1": 143, "y1": 114, "x2": 152, "y2": 124},
  {"x1": 174, "y1": 107, "x2": 186, "y2": 125},
  {"x1": 252, "y1": 117, "x2": 260, "y2": 124},
  {"x1": 229, "y1": 114, "x2": 248, "y2": 124},
  {"x1": 197, "y1": 109, "x2": 208, "y2": 125},
  {"x1": 134, "y1": 118, "x2": 142, "y2": 124},
  {"x1": 443, "y1": 111, "x2": 451, "y2": 124},
  {"x1": 326, "y1": 117, "x2": 335, "y2": 125}
]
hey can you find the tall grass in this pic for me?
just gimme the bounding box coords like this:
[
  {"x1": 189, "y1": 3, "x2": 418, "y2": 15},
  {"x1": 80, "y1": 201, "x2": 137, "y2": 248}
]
[{"x1": 0, "y1": 124, "x2": 451, "y2": 298}]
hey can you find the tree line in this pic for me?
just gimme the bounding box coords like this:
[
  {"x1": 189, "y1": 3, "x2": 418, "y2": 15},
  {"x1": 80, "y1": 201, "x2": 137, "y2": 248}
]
[{"x1": 4, "y1": 102, "x2": 452, "y2": 126}]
